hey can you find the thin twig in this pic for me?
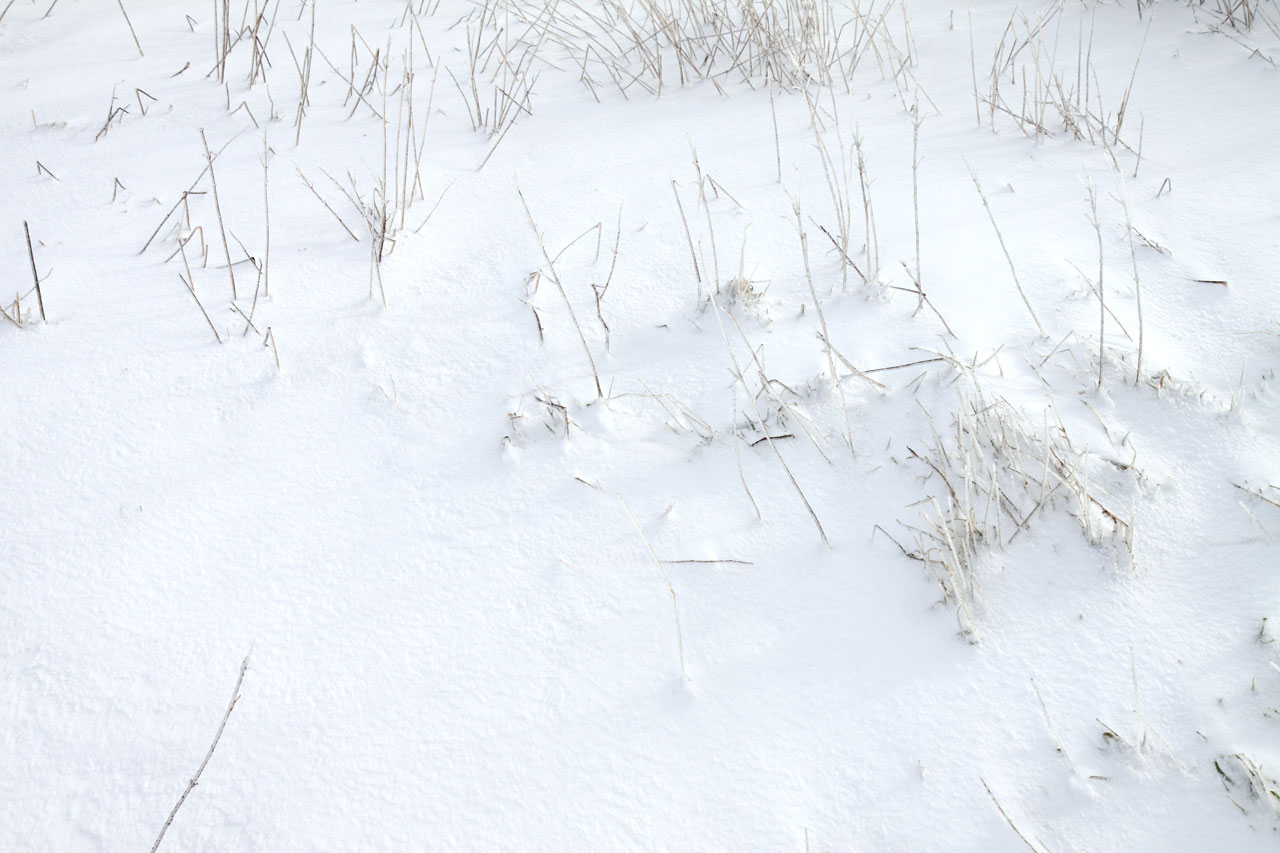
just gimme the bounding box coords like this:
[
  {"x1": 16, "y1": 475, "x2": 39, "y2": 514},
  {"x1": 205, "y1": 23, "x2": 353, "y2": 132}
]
[
  {"x1": 671, "y1": 180, "x2": 702, "y2": 301},
  {"x1": 179, "y1": 274, "x2": 222, "y2": 343},
  {"x1": 296, "y1": 167, "x2": 360, "y2": 241},
  {"x1": 517, "y1": 186, "x2": 603, "y2": 399},
  {"x1": 710, "y1": 297, "x2": 829, "y2": 545},
  {"x1": 966, "y1": 159, "x2": 1045, "y2": 337},
  {"x1": 1087, "y1": 180, "x2": 1104, "y2": 389},
  {"x1": 980, "y1": 777, "x2": 1042, "y2": 852},
  {"x1": 116, "y1": 0, "x2": 144, "y2": 57},
  {"x1": 24, "y1": 221, "x2": 46, "y2": 323},
  {"x1": 150, "y1": 651, "x2": 250, "y2": 853},
  {"x1": 617, "y1": 494, "x2": 687, "y2": 680},
  {"x1": 200, "y1": 129, "x2": 237, "y2": 299},
  {"x1": 864, "y1": 356, "x2": 947, "y2": 374}
]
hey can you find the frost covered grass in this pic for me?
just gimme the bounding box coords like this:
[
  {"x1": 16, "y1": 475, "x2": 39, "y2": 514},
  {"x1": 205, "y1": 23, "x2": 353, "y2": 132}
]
[{"x1": 2, "y1": 0, "x2": 1280, "y2": 849}]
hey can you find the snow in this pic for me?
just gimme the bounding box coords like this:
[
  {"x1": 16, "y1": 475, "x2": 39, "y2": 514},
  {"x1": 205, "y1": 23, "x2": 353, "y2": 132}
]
[{"x1": 2, "y1": 0, "x2": 1279, "y2": 849}]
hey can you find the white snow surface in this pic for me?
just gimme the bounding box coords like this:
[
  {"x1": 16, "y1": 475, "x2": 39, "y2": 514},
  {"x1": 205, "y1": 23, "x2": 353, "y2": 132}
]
[{"x1": 3, "y1": 0, "x2": 1280, "y2": 849}]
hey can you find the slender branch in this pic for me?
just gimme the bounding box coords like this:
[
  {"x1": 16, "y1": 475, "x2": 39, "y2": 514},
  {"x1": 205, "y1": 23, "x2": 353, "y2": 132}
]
[
  {"x1": 150, "y1": 652, "x2": 250, "y2": 853},
  {"x1": 200, "y1": 129, "x2": 238, "y2": 300},
  {"x1": 516, "y1": 186, "x2": 603, "y2": 399},
  {"x1": 980, "y1": 778, "x2": 1042, "y2": 852},
  {"x1": 116, "y1": 0, "x2": 144, "y2": 57},
  {"x1": 966, "y1": 159, "x2": 1046, "y2": 337},
  {"x1": 24, "y1": 221, "x2": 46, "y2": 323},
  {"x1": 617, "y1": 495, "x2": 686, "y2": 680}
]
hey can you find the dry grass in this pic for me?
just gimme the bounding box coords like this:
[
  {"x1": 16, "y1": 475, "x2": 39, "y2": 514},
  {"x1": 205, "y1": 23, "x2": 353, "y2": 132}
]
[
  {"x1": 495, "y1": 0, "x2": 891, "y2": 96},
  {"x1": 903, "y1": 372, "x2": 1137, "y2": 637}
]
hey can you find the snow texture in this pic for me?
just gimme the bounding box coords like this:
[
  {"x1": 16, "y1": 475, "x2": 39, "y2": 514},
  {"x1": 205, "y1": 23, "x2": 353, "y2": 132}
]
[{"x1": 2, "y1": 0, "x2": 1279, "y2": 849}]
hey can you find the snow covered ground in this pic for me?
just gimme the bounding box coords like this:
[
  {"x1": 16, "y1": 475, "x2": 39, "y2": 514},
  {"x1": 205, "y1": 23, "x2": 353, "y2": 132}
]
[{"x1": 2, "y1": 0, "x2": 1279, "y2": 848}]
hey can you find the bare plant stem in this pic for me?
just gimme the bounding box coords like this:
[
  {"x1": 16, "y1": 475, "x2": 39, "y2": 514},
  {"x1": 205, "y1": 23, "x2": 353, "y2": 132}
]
[
  {"x1": 671, "y1": 180, "x2": 702, "y2": 302},
  {"x1": 1122, "y1": 192, "x2": 1143, "y2": 383},
  {"x1": 770, "y1": 88, "x2": 782, "y2": 184},
  {"x1": 593, "y1": 206, "x2": 622, "y2": 350},
  {"x1": 730, "y1": 382, "x2": 762, "y2": 520},
  {"x1": 966, "y1": 160, "x2": 1046, "y2": 336},
  {"x1": 1087, "y1": 181, "x2": 1104, "y2": 389},
  {"x1": 1132, "y1": 114, "x2": 1144, "y2": 178},
  {"x1": 617, "y1": 494, "x2": 686, "y2": 680},
  {"x1": 200, "y1": 129, "x2": 237, "y2": 300},
  {"x1": 794, "y1": 202, "x2": 852, "y2": 454},
  {"x1": 262, "y1": 132, "x2": 271, "y2": 297},
  {"x1": 709, "y1": 298, "x2": 829, "y2": 546},
  {"x1": 968, "y1": 2, "x2": 980, "y2": 127},
  {"x1": 23, "y1": 221, "x2": 46, "y2": 323},
  {"x1": 116, "y1": 0, "x2": 144, "y2": 57},
  {"x1": 694, "y1": 166, "x2": 719, "y2": 292},
  {"x1": 179, "y1": 274, "x2": 222, "y2": 343},
  {"x1": 1031, "y1": 679, "x2": 1076, "y2": 774},
  {"x1": 910, "y1": 100, "x2": 923, "y2": 312},
  {"x1": 296, "y1": 167, "x2": 360, "y2": 241},
  {"x1": 139, "y1": 131, "x2": 244, "y2": 255},
  {"x1": 980, "y1": 778, "x2": 1040, "y2": 852},
  {"x1": 220, "y1": 0, "x2": 230, "y2": 82},
  {"x1": 295, "y1": 1, "x2": 316, "y2": 146},
  {"x1": 517, "y1": 186, "x2": 604, "y2": 399},
  {"x1": 1114, "y1": 8, "x2": 1155, "y2": 148},
  {"x1": 265, "y1": 326, "x2": 280, "y2": 371},
  {"x1": 854, "y1": 131, "x2": 878, "y2": 281},
  {"x1": 149, "y1": 651, "x2": 250, "y2": 853}
]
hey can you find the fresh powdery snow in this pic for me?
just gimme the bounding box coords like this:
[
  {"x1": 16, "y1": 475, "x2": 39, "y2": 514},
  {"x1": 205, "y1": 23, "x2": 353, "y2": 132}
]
[{"x1": 2, "y1": 0, "x2": 1279, "y2": 849}]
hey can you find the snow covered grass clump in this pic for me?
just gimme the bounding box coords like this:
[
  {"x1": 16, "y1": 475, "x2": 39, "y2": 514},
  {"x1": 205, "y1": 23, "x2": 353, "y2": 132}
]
[{"x1": 904, "y1": 370, "x2": 1139, "y2": 638}]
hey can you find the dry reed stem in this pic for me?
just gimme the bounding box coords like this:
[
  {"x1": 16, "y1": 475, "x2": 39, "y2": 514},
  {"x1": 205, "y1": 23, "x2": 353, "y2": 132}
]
[
  {"x1": 262, "y1": 132, "x2": 271, "y2": 296},
  {"x1": 617, "y1": 494, "x2": 687, "y2": 680},
  {"x1": 966, "y1": 159, "x2": 1046, "y2": 337},
  {"x1": 178, "y1": 274, "x2": 222, "y2": 343},
  {"x1": 1086, "y1": 181, "x2": 1104, "y2": 389},
  {"x1": 23, "y1": 221, "x2": 46, "y2": 323},
  {"x1": 116, "y1": 0, "x2": 144, "y2": 57},
  {"x1": 793, "y1": 201, "x2": 853, "y2": 454},
  {"x1": 516, "y1": 186, "x2": 604, "y2": 399},
  {"x1": 671, "y1": 180, "x2": 702, "y2": 302},
  {"x1": 200, "y1": 129, "x2": 238, "y2": 300},
  {"x1": 149, "y1": 651, "x2": 250, "y2": 853},
  {"x1": 709, "y1": 297, "x2": 830, "y2": 546},
  {"x1": 980, "y1": 778, "x2": 1043, "y2": 852}
]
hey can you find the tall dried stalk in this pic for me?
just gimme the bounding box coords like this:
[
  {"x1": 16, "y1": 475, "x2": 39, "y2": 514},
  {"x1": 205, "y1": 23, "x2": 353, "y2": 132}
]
[
  {"x1": 517, "y1": 187, "x2": 604, "y2": 399},
  {"x1": 200, "y1": 129, "x2": 237, "y2": 300},
  {"x1": 262, "y1": 132, "x2": 271, "y2": 297},
  {"x1": 1121, "y1": 190, "x2": 1143, "y2": 383},
  {"x1": 617, "y1": 495, "x2": 687, "y2": 680},
  {"x1": 1086, "y1": 181, "x2": 1104, "y2": 389},
  {"x1": 966, "y1": 160, "x2": 1045, "y2": 337},
  {"x1": 23, "y1": 221, "x2": 46, "y2": 323},
  {"x1": 116, "y1": 0, "x2": 144, "y2": 56},
  {"x1": 709, "y1": 297, "x2": 829, "y2": 546},
  {"x1": 149, "y1": 652, "x2": 250, "y2": 853},
  {"x1": 794, "y1": 201, "x2": 853, "y2": 454}
]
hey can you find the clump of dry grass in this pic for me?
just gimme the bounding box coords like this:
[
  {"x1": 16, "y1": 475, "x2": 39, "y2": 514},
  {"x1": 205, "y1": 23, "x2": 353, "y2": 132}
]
[
  {"x1": 969, "y1": 0, "x2": 1154, "y2": 168},
  {"x1": 505, "y1": 386, "x2": 578, "y2": 442},
  {"x1": 1215, "y1": 752, "x2": 1280, "y2": 823},
  {"x1": 903, "y1": 372, "x2": 1137, "y2": 638},
  {"x1": 495, "y1": 0, "x2": 887, "y2": 96},
  {"x1": 1187, "y1": 0, "x2": 1280, "y2": 34}
]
